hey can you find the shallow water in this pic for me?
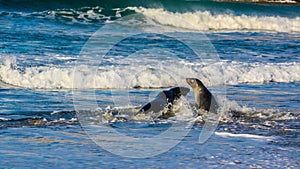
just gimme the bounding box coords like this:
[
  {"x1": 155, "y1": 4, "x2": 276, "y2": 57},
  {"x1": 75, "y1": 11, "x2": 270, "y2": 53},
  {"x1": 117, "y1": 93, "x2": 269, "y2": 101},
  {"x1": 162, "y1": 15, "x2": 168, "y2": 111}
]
[
  {"x1": 1, "y1": 123, "x2": 299, "y2": 168},
  {"x1": 0, "y1": 0, "x2": 300, "y2": 168}
]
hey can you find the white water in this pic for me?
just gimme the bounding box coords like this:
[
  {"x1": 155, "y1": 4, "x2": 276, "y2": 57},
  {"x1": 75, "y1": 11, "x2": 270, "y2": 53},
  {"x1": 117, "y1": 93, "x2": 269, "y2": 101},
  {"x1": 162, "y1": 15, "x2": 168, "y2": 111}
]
[
  {"x1": 130, "y1": 7, "x2": 300, "y2": 33},
  {"x1": 43, "y1": 6, "x2": 123, "y2": 24},
  {"x1": 214, "y1": 132, "x2": 274, "y2": 140},
  {"x1": 0, "y1": 57, "x2": 300, "y2": 89}
]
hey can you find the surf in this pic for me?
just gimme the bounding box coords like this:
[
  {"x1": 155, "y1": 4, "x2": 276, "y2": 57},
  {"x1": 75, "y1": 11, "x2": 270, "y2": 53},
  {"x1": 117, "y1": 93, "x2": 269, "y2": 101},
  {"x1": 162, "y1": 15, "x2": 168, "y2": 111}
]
[
  {"x1": 131, "y1": 7, "x2": 300, "y2": 33},
  {"x1": 1, "y1": 56, "x2": 300, "y2": 89}
]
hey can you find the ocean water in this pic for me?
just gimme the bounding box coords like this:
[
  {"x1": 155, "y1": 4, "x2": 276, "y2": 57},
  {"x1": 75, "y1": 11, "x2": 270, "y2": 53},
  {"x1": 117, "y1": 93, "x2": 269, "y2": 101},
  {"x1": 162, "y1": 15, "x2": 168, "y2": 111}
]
[{"x1": 0, "y1": 0, "x2": 300, "y2": 168}]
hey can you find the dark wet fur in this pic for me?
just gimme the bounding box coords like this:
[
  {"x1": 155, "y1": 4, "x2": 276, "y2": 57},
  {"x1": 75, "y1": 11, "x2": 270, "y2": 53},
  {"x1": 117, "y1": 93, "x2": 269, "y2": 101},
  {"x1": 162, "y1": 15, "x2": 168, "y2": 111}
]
[
  {"x1": 186, "y1": 78, "x2": 218, "y2": 113},
  {"x1": 137, "y1": 86, "x2": 190, "y2": 117}
]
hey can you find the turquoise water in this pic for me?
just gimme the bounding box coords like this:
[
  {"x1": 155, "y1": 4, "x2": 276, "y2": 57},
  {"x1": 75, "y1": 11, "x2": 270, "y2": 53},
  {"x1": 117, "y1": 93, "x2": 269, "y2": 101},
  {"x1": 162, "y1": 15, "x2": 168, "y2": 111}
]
[{"x1": 0, "y1": 0, "x2": 299, "y2": 168}]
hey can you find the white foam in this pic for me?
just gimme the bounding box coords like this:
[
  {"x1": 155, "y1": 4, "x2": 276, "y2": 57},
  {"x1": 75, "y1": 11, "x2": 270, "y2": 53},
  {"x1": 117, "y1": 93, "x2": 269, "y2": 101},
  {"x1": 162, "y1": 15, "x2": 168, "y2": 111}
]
[
  {"x1": 46, "y1": 7, "x2": 105, "y2": 23},
  {"x1": 0, "y1": 117, "x2": 10, "y2": 121},
  {"x1": 218, "y1": 97, "x2": 299, "y2": 122},
  {"x1": 214, "y1": 132, "x2": 274, "y2": 140},
  {"x1": 43, "y1": 6, "x2": 124, "y2": 24},
  {"x1": 130, "y1": 7, "x2": 300, "y2": 33},
  {"x1": 1, "y1": 57, "x2": 300, "y2": 89},
  {"x1": 219, "y1": 61, "x2": 300, "y2": 84}
]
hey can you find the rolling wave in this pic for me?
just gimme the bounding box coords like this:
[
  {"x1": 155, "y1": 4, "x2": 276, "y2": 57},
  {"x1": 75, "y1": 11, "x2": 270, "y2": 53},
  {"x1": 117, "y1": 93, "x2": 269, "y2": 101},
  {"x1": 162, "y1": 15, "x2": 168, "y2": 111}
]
[
  {"x1": 1, "y1": 0, "x2": 299, "y2": 32},
  {"x1": 131, "y1": 7, "x2": 300, "y2": 33},
  {"x1": 0, "y1": 57, "x2": 299, "y2": 89},
  {"x1": 5, "y1": 6, "x2": 298, "y2": 32},
  {"x1": 1, "y1": 0, "x2": 299, "y2": 12},
  {"x1": 30, "y1": 6, "x2": 300, "y2": 32}
]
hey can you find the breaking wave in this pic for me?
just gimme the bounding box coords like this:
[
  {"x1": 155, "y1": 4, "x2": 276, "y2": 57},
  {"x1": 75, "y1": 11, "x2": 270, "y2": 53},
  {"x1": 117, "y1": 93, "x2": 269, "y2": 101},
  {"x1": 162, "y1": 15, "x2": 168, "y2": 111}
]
[
  {"x1": 0, "y1": 57, "x2": 300, "y2": 89},
  {"x1": 131, "y1": 7, "x2": 300, "y2": 33},
  {"x1": 1, "y1": 5, "x2": 299, "y2": 32}
]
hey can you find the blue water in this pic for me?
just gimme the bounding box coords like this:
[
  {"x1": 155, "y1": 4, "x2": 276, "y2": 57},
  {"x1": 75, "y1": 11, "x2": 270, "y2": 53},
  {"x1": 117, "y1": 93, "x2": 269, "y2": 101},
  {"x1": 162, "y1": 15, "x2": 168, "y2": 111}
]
[{"x1": 0, "y1": 0, "x2": 300, "y2": 168}]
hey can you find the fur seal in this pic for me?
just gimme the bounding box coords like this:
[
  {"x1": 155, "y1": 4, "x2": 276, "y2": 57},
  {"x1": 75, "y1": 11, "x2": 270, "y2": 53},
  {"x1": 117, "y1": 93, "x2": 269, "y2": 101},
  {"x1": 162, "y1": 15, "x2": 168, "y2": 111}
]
[
  {"x1": 136, "y1": 87, "x2": 190, "y2": 118},
  {"x1": 186, "y1": 78, "x2": 218, "y2": 112}
]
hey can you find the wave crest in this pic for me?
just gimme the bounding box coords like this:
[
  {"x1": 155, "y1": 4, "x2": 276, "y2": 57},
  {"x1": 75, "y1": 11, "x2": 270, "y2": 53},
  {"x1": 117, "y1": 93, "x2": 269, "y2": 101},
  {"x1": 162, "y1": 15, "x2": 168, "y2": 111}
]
[{"x1": 130, "y1": 7, "x2": 300, "y2": 33}]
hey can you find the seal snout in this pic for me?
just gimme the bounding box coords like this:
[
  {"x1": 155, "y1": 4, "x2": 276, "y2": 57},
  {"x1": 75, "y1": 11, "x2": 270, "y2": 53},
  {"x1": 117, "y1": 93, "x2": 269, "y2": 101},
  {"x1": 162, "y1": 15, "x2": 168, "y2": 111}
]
[
  {"x1": 186, "y1": 78, "x2": 191, "y2": 82},
  {"x1": 185, "y1": 78, "x2": 192, "y2": 85},
  {"x1": 186, "y1": 78, "x2": 197, "y2": 88}
]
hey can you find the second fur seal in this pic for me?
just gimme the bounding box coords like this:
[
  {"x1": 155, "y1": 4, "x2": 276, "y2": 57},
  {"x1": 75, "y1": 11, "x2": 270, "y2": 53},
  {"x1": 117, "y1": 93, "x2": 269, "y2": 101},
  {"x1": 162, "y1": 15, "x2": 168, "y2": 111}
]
[
  {"x1": 186, "y1": 78, "x2": 218, "y2": 112},
  {"x1": 136, "y1": 86, "x2": 190, "y2": 118}
]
